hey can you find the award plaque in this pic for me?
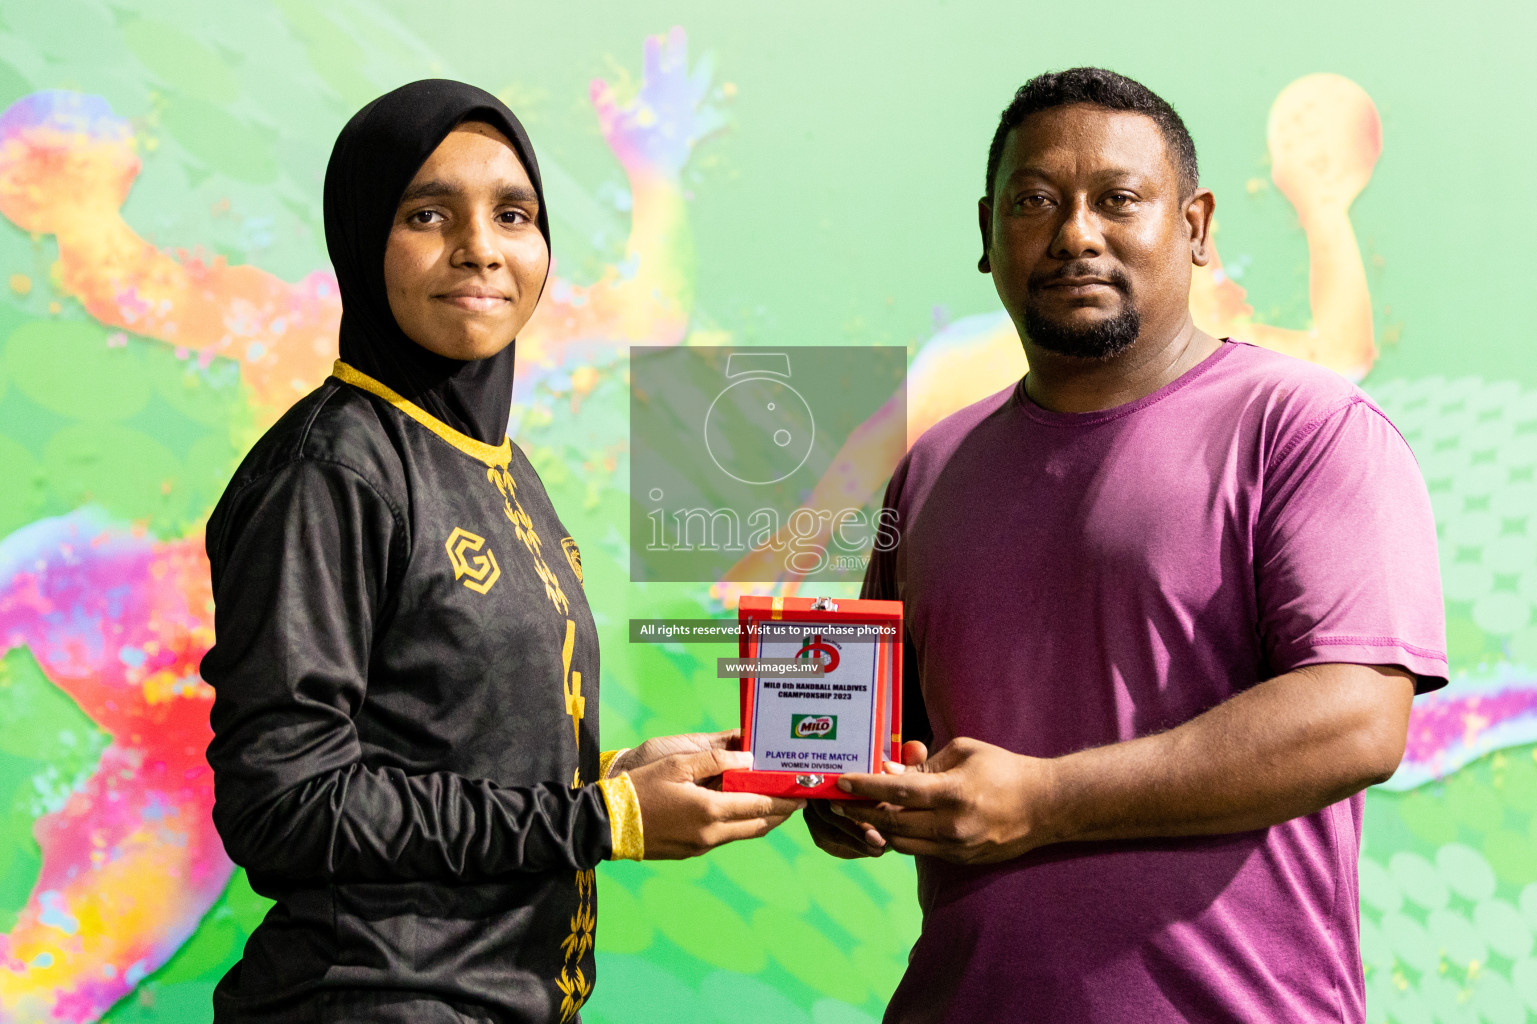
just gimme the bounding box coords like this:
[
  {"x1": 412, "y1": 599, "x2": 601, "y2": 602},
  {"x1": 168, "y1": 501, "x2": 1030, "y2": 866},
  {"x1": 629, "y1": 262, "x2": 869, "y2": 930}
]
[{"x1": 722, "y1": 595, "x2": 902, "y2": 800}]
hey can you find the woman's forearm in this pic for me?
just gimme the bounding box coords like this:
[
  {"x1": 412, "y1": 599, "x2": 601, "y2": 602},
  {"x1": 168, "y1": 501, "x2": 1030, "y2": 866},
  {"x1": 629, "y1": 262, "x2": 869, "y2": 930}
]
[{"x1": 213, "y1": 763, "x2": 616, "y2": 881}]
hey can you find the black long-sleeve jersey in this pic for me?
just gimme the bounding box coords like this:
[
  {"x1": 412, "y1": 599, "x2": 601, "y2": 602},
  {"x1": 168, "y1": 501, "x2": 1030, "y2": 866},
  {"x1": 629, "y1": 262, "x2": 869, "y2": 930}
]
[{"x1": 202, "y1": 361, "x2": 641, "y2": 1024}]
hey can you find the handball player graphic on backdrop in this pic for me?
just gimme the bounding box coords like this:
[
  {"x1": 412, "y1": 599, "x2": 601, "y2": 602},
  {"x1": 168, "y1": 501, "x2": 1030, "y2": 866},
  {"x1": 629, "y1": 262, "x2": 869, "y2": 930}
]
[
  {"x1": 807, "y1": 69, "x2": 1447, "y2": 1022},
  {"x1": 200, "y1": 80, "x2": 801, "y2": 1024}
]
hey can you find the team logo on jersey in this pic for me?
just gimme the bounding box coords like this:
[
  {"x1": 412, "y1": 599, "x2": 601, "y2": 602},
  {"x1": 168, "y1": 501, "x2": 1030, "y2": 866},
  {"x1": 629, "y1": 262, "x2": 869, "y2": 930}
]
[
  {"x1": 792, "y1": 714, "x2": 837, "y2": 740},
  {"x1": 561, "y1": 536, "x2": 584, "y2": 587},
  {"x1": 445, "y1": 527, "x2": 500, "y2": 594}
]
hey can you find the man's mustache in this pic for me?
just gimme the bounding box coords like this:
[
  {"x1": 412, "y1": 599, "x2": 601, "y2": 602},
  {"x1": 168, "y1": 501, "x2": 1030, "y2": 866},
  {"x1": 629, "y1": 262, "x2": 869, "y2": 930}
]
[{"x1": 1027, "y1": 263, "x2": 1131, "y2": 294}]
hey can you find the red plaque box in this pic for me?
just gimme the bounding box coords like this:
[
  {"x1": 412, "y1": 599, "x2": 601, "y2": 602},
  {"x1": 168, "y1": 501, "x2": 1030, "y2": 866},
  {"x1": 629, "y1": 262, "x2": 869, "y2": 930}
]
[{"x1": 722, "y1": 595, "x2": 902, "y2": 800}]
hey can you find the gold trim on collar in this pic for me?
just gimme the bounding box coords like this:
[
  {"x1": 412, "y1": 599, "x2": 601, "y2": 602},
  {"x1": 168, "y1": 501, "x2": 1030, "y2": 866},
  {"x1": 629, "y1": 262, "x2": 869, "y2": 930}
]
[{"x1": 332, "y1": 360, "x2": 512, "y2": 468}]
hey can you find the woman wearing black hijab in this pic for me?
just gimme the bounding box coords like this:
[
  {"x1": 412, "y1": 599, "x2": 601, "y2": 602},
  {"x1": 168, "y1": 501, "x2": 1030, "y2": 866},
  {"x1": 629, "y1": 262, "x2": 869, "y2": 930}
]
[{"x1": 201, "y1": 80, "x2": 800, "y2": 1024}]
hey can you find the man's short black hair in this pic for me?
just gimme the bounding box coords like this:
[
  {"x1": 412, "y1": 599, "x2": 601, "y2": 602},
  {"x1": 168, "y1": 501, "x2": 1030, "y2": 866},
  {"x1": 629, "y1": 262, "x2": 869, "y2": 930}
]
[{"x1": 985, "y1": 67, "x2": 1199, "y2": 201}]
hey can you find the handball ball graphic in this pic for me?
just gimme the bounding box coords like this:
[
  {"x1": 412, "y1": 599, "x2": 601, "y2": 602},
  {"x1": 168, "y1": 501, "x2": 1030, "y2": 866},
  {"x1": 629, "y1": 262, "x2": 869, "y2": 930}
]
[{"x1": 705, "y1": 352, "x2": 816, "y2": 485}]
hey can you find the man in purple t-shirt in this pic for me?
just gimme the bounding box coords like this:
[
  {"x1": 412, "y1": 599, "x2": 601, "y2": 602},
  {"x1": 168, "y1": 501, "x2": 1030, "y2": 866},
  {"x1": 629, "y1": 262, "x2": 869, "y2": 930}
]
[{"x1": 806, "y1": 68, "x2": 1446, "y2": 1023}]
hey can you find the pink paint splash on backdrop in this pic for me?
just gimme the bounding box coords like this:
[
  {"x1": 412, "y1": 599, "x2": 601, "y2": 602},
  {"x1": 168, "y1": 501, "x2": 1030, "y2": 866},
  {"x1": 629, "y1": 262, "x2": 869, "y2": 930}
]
[
  {"x1": 0, "y1": 510, "x2": 229, "y2": 1021},
  {"x1": 1384, "y1": 669, "x2": 1537, "y2": 789}
]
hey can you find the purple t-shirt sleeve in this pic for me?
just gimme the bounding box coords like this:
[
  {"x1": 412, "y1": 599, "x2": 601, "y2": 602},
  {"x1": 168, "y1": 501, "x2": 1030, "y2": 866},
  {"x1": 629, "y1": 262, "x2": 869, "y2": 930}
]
[{"x1": 1256, "y1": 395, "x2": 1448, "y2": 692}]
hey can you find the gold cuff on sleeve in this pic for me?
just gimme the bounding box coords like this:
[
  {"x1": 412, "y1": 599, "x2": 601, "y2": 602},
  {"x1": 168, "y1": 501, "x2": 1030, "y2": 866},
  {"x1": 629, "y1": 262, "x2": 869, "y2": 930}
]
[
  {"x1": 598, "y1": 772, "x2": 644, "y2": 861},
  {"x1": 599, "y1": 748, "x2": 630, "y2": 780}
]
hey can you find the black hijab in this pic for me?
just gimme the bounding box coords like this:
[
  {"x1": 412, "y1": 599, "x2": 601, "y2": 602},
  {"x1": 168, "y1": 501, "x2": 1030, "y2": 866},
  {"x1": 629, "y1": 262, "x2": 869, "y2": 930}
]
[{"x1": 323, "y1": 80, "x2": 550, "y2": 446}]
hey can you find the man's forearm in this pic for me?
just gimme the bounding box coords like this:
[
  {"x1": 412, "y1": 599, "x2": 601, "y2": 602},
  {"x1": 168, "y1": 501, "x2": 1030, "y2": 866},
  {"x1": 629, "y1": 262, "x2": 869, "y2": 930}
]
[{"x1": 1036, "y1": 663, "x2": 1414, "y2": 846}]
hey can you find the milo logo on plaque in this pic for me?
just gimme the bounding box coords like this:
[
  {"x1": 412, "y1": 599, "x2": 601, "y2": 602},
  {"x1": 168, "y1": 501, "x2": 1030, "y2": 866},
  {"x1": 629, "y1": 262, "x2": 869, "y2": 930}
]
[{"x1": 792, "y1": 714, "x2": 837, "y2": 740}]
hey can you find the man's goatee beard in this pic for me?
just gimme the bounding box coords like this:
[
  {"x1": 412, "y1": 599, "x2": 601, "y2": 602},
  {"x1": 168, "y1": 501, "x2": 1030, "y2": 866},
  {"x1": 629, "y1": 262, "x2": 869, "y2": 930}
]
[{"x1": 1023, "y1": 305, "x2": 1141, "y2": 361}]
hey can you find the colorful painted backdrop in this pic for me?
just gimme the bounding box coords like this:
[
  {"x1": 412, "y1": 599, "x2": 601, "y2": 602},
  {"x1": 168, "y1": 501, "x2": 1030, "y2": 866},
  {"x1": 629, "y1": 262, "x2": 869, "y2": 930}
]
[{"x1": 0, "y1": 2, "x2": 1533, "y2": 1022}]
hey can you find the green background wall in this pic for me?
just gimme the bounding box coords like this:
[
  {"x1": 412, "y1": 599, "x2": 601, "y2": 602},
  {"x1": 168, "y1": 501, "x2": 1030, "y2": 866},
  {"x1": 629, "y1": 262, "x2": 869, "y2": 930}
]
[{"x1": 0, "y1": 2, "x2": 1534, "y2": 1022}]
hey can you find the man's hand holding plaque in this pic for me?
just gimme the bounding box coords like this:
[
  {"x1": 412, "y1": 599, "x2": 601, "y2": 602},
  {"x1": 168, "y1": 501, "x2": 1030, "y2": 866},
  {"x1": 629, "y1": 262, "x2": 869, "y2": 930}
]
[{"x1": 804, "y1": 740, "x2": 927, "y2": 858}]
